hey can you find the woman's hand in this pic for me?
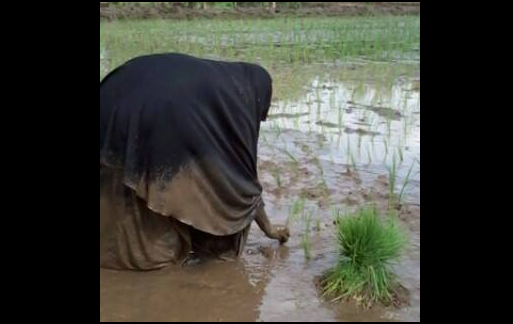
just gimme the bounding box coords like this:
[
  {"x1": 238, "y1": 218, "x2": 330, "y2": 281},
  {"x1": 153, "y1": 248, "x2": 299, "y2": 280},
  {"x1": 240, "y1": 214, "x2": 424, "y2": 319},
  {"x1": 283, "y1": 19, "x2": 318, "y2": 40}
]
[{"x1": 270, "y1": 225, "x2": 290, "y2": 244}]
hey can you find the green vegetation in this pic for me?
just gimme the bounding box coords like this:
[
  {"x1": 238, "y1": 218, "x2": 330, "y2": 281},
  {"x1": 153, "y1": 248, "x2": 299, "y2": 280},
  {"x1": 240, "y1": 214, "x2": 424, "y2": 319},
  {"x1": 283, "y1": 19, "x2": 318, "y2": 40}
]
[
  {"x1": 101, "y1": 16, "x2": 421, "y2": 81},
  {"x1": 323, "y1": 207, "x2": 406, "y2": 307}
]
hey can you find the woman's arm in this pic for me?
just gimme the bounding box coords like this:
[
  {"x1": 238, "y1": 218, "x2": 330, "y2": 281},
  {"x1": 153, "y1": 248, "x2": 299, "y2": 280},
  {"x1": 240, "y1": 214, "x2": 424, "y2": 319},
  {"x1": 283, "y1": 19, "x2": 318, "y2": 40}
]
[{"x1": 255, "y1": 205, "x2": 290, "y2": 244}]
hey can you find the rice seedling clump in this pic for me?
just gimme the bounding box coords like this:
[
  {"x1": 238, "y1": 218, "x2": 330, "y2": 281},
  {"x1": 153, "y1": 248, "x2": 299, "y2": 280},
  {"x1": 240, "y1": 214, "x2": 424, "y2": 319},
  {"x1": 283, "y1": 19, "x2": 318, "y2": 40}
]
[{"x1": 322, "y1": 207, "x2": 407, "y2": 307}]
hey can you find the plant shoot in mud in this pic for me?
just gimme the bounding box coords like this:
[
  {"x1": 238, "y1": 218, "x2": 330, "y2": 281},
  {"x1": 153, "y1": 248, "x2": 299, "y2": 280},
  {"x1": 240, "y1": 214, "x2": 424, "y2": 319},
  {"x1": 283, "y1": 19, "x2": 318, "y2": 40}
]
[
  {"x1": 281, "y1": 147, "x2": 299, "y2": 165},
  {"x1": 301, "y1": 209, "x2": 314, "y2": 261},
  {"x1": 398, "y1": 160, "x2": 416, "y2": 203},
  {"x1": 387, "y1": 153, "x2": 398, "y2": 208},
  {"x1": 273, "y1": 168, "x2": 283, "y2": 190},
  {"x1": 287, "y1": 197, "x2": 306, "y2": 226}
]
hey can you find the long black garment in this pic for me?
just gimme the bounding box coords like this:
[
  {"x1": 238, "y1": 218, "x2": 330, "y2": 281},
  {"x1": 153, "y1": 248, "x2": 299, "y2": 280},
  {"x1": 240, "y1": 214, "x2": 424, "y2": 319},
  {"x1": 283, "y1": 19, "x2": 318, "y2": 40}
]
[{"x1": 100, "y1": 54, "x2": 273, "y2": 270}]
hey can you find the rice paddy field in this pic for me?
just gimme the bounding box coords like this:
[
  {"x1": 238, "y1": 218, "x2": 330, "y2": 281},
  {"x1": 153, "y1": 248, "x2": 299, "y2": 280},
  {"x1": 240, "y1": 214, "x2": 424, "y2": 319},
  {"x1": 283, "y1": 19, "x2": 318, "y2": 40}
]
[{"x1": 100, "y1": 15, "x2": 420, "y2": 322}]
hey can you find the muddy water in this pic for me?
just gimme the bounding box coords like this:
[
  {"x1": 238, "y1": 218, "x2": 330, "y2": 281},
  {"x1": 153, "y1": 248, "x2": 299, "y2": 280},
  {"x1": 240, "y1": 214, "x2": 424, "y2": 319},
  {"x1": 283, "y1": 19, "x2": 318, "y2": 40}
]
[
  {"x1": 264, "y1": 75, "x2": 421, "y2": 204},
  {"x1": 100, "y1": 68, "x2": 420, "y2": 322}
]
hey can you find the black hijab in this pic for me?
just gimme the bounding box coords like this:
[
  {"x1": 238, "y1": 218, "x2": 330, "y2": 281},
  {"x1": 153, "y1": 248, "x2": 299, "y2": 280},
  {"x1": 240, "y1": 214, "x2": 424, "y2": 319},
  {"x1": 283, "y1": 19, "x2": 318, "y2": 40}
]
[{"x1": 100, "y1": 54, "x2": 273, "y2": 236}]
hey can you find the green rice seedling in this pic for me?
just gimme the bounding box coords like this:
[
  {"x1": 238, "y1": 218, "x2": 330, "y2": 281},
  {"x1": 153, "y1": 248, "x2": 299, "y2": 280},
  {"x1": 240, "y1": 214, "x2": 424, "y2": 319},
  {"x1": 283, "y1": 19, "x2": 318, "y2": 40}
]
[
  {"x1": 383, "y1": 137, "x2": 389, "y2": 160},
  {"x1": 387, "y1": 153, "x2": 398, "y2": 202},
  {"x1": 287, "y1": 197, "x2": 306, "y2": 227},
  {"x1": 322, "y1": 207, "x2": 407, "y2": 307},
  {"x1": 397, "y1": 146, "x2": 404, "y2": 164},
  {"x1": 366, "y1": 145, "x2": 373, "y2": 165},
  {"x1": 402, "y1": 114, "x2": 410, "y2": 139},
  {"x1": 280, "y1": 147, "x2": 299, "y2": 165},
  {"x1": 398, "y1": 160, "x2": 416, "y2": 203},
  {"x1": 329, "y1": 90, "x2": 336, "y2": 110},
  {"x1": 273, "y1": 169, "x2": 283, "y2": 190},
  {"x1": 349, "y1": 150, "x2": 357, "y2": 172},
  {"x1": 338, "y1": 104, "x2": 345, "y2": 133},
  {"x1": 345, "y1": 136, "x2": 352, "y2": 166},
  {"x1": 272, "y1": 122, "x2": 283, "y2": 139},
  {"x1": 319, "y1": 164, "x2": 329, "y2": 191},
  {"x1": 301, "y1": 208, "x2": 315, "y2": 261},
  {"x1": 386, "y1": 108, "x2": 394, "y2": 135},
  {"x1": 357, "y1": 133, "x2": 363, "y2": 151}
]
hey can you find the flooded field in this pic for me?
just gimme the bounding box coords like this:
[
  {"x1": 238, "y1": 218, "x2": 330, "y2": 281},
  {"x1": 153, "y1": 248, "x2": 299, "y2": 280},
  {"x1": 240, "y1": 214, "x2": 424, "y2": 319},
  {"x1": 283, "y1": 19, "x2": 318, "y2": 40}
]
[{"x1": 101, "y1": 16, "x2": 420, "y2": 322}]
